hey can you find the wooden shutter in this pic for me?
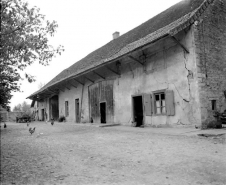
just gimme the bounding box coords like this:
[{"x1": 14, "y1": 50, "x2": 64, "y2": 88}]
[
  {"x1": 143, "y1": 94, "x2": 152, "y2": 116},
  {"x1": 165, "y1": 90, "x2": 175, "y2": 116}
]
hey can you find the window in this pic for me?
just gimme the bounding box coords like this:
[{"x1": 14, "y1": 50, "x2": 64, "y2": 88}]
[
  {"x1": 211, "y1": 100, "x2": 216, "y2": 111},
  {"x1": 143, "y1": 90, "x2": 174, "y2": 116},
  {"x1": 65, "y1": 101, "x2": 69, "y2": 116},
  {"x1": 154, "y1": 92, "x2": 166, "y2": 115}
]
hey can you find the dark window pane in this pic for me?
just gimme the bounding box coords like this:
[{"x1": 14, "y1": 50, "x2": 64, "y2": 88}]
[{"x1": 155, "y1": 94, "x2": 159, "y2": 101}]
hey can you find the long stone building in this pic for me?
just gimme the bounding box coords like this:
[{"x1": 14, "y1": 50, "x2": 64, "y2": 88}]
[{"x1": 28, "y1": 0, "x2": 226, "y2": 128}]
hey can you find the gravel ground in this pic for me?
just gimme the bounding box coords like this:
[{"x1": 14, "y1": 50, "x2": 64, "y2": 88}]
[{"x1": 0, "y1": 122, "x2": 226, "y2": 185}]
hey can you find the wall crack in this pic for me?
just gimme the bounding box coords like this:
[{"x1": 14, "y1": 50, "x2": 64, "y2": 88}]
[
  {"x1": 183, "y1": 50, "x2": 192, "y2": 101},
  {"x1": 128, "y1": 63, "x2": 134, "y2": 78},
  {"x1": 167, "y1": 82, "x2": 190, "y2": 103}
]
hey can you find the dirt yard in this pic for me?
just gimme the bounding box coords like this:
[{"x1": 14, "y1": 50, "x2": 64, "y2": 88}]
[{"x1": 0, "y1": 122, "x2": 226, "y2": 185}]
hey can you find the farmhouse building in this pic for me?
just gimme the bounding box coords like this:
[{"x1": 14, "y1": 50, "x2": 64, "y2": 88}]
[{"x1": 28, "y1": 0, "x2": 226, "y2": 128}]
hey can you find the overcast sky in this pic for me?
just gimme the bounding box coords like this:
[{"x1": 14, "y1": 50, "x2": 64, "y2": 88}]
[{"x1": 10, "y1": 0, "x2": 182, "y2": 110}]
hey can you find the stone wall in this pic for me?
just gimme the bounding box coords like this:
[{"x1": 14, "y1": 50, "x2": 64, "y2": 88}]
[{"x1": 194, "y1": 0, "x2": 226, "y2": 128}]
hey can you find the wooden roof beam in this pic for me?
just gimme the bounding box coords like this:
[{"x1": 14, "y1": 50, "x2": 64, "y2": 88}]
[
  {"x1": 93, "y1": 71, "x2": 105, "y2": 80},
  {"x1": 128, "y1": 56, "x2": 144, "y2": 66},
  {"x1": 37, "y1": 94, "x2": 50, "y2": 100},
  {"x1": 61, "y1": 83, "x2": 70, "y2": 90},
  {"x1": 171, "y1": 36, "x2": 189, "y2": 54},
  {"x1": 84, "y1": 76, "x2": 94, "y2": 83},
  {"x1": 67, "y1": 80, "x2": 77, "y2": 88},
  {"x1": 57, "y1": 87, "x2": 64, "y2": 92},
  {"x1": 53, "y1": 84, "x2": 64, "y2": 92},
  {"x1": 40, "y1": 91, "x2": 52, "y2": 96},
  {"x1": 105, "y1": 66, "x2": 120, "y2": 75},
  {"x1": 57, "y1": 84, "x2": 65, "y2": 92},
  {"x1": 73, "y1": 78, "x2": 84, "y2": 86},
  {"x1": 47, "y1": 88, "x2": 59, "y2": 94}
]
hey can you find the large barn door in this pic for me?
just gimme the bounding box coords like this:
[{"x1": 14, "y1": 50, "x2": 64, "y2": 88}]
[
  {"x1": 50, "y1": 95, "x2": 59, "y2": 121},
  {"x1": 89, "y1": 80, "x2": 114, "y2": 123},
  {"x1": 89, "y1": 83, "x2": 100, "y2": 123}
]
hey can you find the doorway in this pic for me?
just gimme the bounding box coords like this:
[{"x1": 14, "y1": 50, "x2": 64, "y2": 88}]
[
  {"x1": 132, "y1": 96, "x2": 144, "y2": 127},
  {"x1": 50, "y1": 95, "x2": 59, "y2": 121},
  {"x1": 41, "y1": 109, "x2": 45, "y2": 121},
  {"x1": 75, "y1": 99, "x2": 80, "y2": 123},
  {"x1": 100, "y1": 102, "x2": 106, "y2": 124}
]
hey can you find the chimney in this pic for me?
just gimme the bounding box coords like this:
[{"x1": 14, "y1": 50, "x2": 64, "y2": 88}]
[{"x1": 113, "y1": 31, "x2": 120, "y2": 40}]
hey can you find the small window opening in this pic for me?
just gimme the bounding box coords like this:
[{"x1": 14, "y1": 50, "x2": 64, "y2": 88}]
[
  {"x1": 65, "y1": 101, "x2": 69, "y2": 116},
  {"x1": 211, "y1": 100, "x2": 216, "y2": 111}
]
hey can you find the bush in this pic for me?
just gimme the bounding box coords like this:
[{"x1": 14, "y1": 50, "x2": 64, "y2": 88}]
[
  {"x1": 58, "y1": 116, "x2": 66, "y2": 122},
  {"x1": 206, "y1": 120, "x2": 222, "y2": 129}
]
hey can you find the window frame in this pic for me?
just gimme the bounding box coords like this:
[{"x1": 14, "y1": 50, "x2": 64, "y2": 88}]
[
  {"x1": 65, "y1": 101, "x2": 69, "y2": 117},
  {"x1": 153, "y1": 90, "x2": 166, "y2": 116}
]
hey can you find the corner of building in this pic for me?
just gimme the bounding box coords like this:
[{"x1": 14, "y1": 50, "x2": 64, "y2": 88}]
[{"x1": 193, "y1": 0, "x2": 226, "y2": 128}]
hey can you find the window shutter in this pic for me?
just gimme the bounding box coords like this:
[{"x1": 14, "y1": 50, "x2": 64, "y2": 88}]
[
  {"x1": 166, "y1": 90, "x2": 175, "y2": 116},
  {"x1": 65, "y1": 101, "x2": 66, "y2": 116},
  {"x1": 143, "y1": 94, "x2": 152, "y2": 116}
]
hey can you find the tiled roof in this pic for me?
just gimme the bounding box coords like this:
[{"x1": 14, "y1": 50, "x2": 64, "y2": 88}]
[{"x1": 28, "y1": 0, "x2": 214, "y2": 99}]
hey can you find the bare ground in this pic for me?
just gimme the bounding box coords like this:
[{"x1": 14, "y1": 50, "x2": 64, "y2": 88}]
[{"x1": 0, "y1": 122, "x2": 226, "y2": 185}]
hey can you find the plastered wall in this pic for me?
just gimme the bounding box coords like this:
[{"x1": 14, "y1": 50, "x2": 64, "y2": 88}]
[
  {"x1": 58, "y1": 83, "x2": 90, "y2": 123},
  {"x1": 113, "y1": 29, "x2": 201, "y2": 126},
  {"x1": 53, "y1": 27, "x2": 202, "y2": 126}
]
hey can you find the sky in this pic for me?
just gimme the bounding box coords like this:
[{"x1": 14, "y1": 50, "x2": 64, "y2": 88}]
[{"x1": 10, "y1": 0, "x2": 182, "y2": 110}]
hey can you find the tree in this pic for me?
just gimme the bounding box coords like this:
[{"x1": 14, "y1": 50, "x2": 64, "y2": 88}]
[
  {"x1": 0, "y1": 0, "x2": 64, "y2": 109},
  {"x1": 21, "y1": 101, "x2": 31, "y2": 113},
  {"x1": 12, "y1": 103, "x2": 22, "y2": 111},
  {"x1": 13, "y1": 101, "x2": 31, "y2": 114}
]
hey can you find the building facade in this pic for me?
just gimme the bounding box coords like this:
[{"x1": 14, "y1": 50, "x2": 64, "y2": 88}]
[{"x1": 28, "y1": 0, "x2": 226, "y2": 128}]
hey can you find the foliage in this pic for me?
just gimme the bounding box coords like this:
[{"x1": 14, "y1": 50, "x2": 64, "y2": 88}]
[
  {"x1": 12, "y1": 103, "x2": 22, "y2": 111},
  {"x1": 0, "y1": 0, "x2": 64, "y2": 109},
  {"x1": 210, "y1": 110, "x2": 226, "y2": 129},
  {"x1": 206, "y1": 121, "x2": 219, "y2": 129},
  {"x1": 0, "y1": 87, "x2": 12, "y2": 111},
  {"x1": 13, "y1": 101, "x2": 32, "y2": 115},
  {"x1": 213, "y1": 110, "x2": 226, "y2": 119},
  {"x1": 58, "y1": 115, "x2": 66, "y2": 122}
]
